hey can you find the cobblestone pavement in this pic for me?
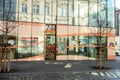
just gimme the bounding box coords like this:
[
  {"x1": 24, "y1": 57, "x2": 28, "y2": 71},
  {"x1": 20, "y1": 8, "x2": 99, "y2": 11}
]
[
  {"x1": 0, "y1": 71, "x2": 120, "y2": 80},
  {"x1": 0, "y1": 58, "x2": 120, "y2": 80}
]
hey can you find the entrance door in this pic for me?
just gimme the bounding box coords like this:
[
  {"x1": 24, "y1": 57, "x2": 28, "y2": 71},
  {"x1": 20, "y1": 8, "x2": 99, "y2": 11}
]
[{"x1": 45, "y1": 24, "x2": 56, "y2": 60}]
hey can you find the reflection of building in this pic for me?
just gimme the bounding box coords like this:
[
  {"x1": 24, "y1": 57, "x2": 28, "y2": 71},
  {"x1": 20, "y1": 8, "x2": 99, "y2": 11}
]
[
  {"x1": 115, "y1": 9, "x2": 120, "y2": 50},
  {"x1": 0, "y1": 0, "x2": 116, "y2": 60}
]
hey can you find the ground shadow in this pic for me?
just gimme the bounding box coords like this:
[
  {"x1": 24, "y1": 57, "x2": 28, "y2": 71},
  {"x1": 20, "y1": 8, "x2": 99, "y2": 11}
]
[{"x1": 91, "y1": 66, "x2": 112, "y2": 70}]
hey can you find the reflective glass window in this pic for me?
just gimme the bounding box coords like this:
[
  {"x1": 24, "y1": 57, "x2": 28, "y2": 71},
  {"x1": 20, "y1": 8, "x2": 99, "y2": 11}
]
[
  {"x1": 58, "y1": 8, "x2": 67, "y2": 16},
  {"x1": 79, "y1": 1, "x2": 88, "y2": 26},
  {"x1": 22, "y1": 3, "x2": 27, "y2": 13},
  {"x1": 45, "y1": 6, "x2": 49, "y2": 15},
  {"x1": 33, "y1": 5, "x2": 39, "y2": 14},
  {"x1": 107, "y1": 0, "x2": 115, "y2": 28},
  {"x1": 89, "y1": 1, "x2": 98, "y2": 26}
]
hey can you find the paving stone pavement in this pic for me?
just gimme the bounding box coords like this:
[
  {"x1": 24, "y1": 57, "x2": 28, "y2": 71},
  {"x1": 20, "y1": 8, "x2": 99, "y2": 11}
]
[
  {"x1": 0, "y1": 58, "x2": 120, "y2": 80},
  {"x1": 1, "y1": 71, "x2": 120, "y2": 80}
]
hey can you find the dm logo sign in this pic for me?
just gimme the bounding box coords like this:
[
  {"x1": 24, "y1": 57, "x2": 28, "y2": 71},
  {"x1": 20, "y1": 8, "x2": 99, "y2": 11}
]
[{"x1": 8, "y1": 40, "x2": 14, "y2": 45}]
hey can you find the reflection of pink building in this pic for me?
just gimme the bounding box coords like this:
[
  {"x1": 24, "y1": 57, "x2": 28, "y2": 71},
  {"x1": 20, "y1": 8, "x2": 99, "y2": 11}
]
[{"x1": 10, "y1": 22, "x2": 115, "y2": 61}]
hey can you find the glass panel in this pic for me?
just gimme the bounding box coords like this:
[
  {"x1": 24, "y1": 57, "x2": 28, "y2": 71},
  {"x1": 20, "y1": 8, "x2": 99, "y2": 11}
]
[
  {"x1": 45, "y1": 6, "x2": 49, "y2": 15},
  {"x1": 67, "y1": 26, "x2": 79, "y2": 60},
  {"x1": 17, "y1": 24, "x2": 32, "y2": 60},
  {"x1": 16, "y1": 0, "x2": 43, "y2": 60},
  {"x1": 89, "y1": 1, "x2": 98, "y2": 26},
  {"x1": 18, "y1": 37, "x2": 36, "y2": 58},
  {"x1": 68, "y1": 36, "x2": 78, "y2": 55},
  {"x1": 63, "y1": 8, "x2": 67, "y2": 16},
  {"x1": 57, "y1": 25, "x2": 68, "y2": 60},
  {"x1": 33, "y1": 5, "x2": 39, "y2": 14},
  {"x1": 107, "y1": 0, "x2": 115, "y2": 28},
  {"x1": 45, "y1": 24, "x2": 56, "y2": 60},
  {"x1": 79, "y1": 36, "x2": 88, "y2": 57},
  {"x1": 56, "y1": 0, "x2": 68, "y2": 60},
  {"x1": 0, "y1": 0, "x2": 114, "y2": 61},
  {"x1": 98, "y1": 0, "x2": 107, "y2": 27},
  {"x1": 58, "y1": 8, "x2": 62, "y2": 16},
  {"x1": 79, "y1": 0, "x2": 88, "y2": 26},
  {"x1": 22, "y1": 3, "x2": 27, "y2": 13},
  {"x1": 58, "y1": 8, "x2": 67, "y2": 16}
]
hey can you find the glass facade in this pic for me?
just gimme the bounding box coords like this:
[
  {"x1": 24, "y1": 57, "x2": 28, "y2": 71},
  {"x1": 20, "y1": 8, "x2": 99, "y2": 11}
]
[{"x1": 0, "y1": 0, "x2": 116, "y2": 60}]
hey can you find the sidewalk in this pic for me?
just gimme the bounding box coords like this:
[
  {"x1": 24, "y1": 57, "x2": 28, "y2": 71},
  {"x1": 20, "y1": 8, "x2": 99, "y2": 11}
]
[
  {"x1": 0, "y1": 57, "x2": 120, "y2": 80},
  {"x1": 9, "y1": 60, "x2": 120, "y2": 73}
]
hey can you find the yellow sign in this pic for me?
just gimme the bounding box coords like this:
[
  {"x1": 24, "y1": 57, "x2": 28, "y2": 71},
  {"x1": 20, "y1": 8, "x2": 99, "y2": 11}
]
[{"x1": 45, "y1": 30, "x2": 55, "y2": 34}]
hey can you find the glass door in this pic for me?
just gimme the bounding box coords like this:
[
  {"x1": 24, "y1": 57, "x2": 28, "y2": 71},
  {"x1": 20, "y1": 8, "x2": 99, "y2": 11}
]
[{"x1": 45, "y1": 24, "x2": 56, "y2": 60}]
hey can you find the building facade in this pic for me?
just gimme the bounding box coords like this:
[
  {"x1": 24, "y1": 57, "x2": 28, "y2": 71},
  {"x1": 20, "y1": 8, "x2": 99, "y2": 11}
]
[{"x1": 0, "y1": 0, "x2": 116, "y2": 60}]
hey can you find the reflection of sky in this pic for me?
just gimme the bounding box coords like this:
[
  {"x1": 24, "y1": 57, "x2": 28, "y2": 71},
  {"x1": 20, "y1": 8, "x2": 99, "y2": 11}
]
[{"x1": 116, "y1": 0, "x2": 120, "y2": 9}]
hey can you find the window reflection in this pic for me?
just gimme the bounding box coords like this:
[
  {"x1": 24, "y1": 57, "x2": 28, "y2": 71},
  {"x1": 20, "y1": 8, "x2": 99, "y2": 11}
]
[
  {"x1": 22, "y1": 3, "x2": 27, "y2": 13},
  {"x1": 107, "y1": 0, "x2": 115, "y2": 28},
  {"x1": 79, "y1": 0, "x2": 88, "y2": 26},
  {"x1": 89, "y1": 1, "x2": 98, "y2": 26}
]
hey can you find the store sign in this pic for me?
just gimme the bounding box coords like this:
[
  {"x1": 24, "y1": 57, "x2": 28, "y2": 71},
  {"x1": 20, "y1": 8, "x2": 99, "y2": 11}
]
[
  {"x1": 45, "y1": 25, "x2": 55, "y2": 34},
  {"x1": 8, "y1": 40, "x2": 14, "y2": 45},
  {"x1": 45, "y1": 30, "x2": 55, "y2": 34},
  {"x1": 72, "y1": 40, "x2": 76, "y2": 46}
]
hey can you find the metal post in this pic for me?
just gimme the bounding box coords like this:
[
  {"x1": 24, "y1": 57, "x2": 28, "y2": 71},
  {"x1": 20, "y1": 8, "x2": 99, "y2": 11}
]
[
  {"x1": 67, "y1": 0, "x2": 70, "y2": 61},
  {"x1": 78, "y1": 1, "x2": 80, "y2": 61},
  {"x1": 44, "y1": 0, "x2": 46, "y2": 60},
  {"x1": 15, "y1": 0, "x2": 20, "y2": 59},
  {"x1": 30, "y1": 0, "x2": 33, "y2": 60}
]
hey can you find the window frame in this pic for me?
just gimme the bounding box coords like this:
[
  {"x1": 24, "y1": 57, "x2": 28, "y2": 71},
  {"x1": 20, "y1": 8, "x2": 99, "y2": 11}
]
[
  {"x1": 58, "y1": 7, "x2": 67, "y2": 16},
  {"x1": 45, "y1": 6, "x2": 49, "y2": 15},
  {"x1": 33, "y1": 5, "x2": 40, "y2": 14},
  {"x1": 22, "y1": 3, "x2": 27, "y2": 13}
]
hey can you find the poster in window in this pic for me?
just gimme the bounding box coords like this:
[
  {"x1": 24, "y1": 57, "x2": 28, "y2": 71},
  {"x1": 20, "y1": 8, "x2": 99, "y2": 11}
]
[{"x1": 58, "y1": 42, "x2": 67, "y2": 54}]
